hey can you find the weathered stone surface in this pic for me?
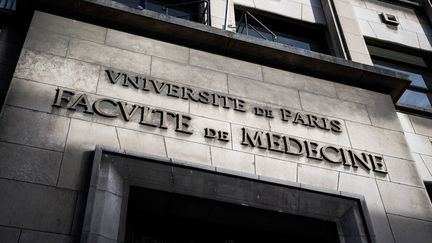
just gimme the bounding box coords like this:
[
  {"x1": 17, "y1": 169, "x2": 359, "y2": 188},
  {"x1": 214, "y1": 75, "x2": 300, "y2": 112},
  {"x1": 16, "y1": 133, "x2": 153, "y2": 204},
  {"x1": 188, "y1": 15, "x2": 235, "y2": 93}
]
[
  {"x1": 0, "y1": 142, "x2": 62, "y2": 186},
  {"x1": 300, "y1": 91, "x2": 370, "y2": 124},
  {"x1": 96, "y1": 69, "x2": 189, "y2": 113},
  {"x1": 105, "y1": 29, "x2": 189, "y2": 63},
  {"x1": 31, "y1": 11, "x2": 106, "y2": 43},
  {"x1": 6, "y1": 78, "x2": 56, "y2": 113},
  {"x1": 57, "y1": 119, "x2": 120, "y2": 190},
  {"x1": 19, "y1": 230, "x2": 74, "y2": 243},
  {"x1": 388, "y1": 214, "x2": 432, "y2": 243},
  {"x1": 254, "y1": 0, "x2": 302, "y2": 20},
  {"x1": 410, "y1": 114, "x2": 432, "y2": 138},
  {"x1": 190, "y1": 49, "x2": 262, "y2": 80},
  {"x1": 255, "y1": 155, "x2": 297, "y2": 182},
  {"x1": 0, "y1": 179, "x2": 76, "y2": 234},
  {"x1": 338, "y1": 173, "x2": 395, "y2": 243},
  {"x1": 262, "y1": 66, "x2": 336, "y2": 98},
  {"x1": 228, "y1": 75, "x2": 301, "y2": 109},
  {"x1": 67, "y1": 39, "x2": 151, "y2": 75},
  {"x1": 165, "y1": 138, "x2": 211, "y2": 165},
  {"x1": 405, "y1": 133, "x2": 432, "y2": 156},
  {"x1": 117, "y1": 128, "x2": 166, "y2": 157},
  {"x1": 377, "y1": 180, "x2": 432, "y2": 221},
  {"x1": 211, "y1": 146, "x2": 255, "y2": 174},
  {"x1": 346, "y1": 121, "x2": 412, "y2": 160},
  {"x1": 298, "y1": 165, "x2": 339, "y2": 190},
  {"x1": 385, "y1": 156, "x2": 423, "y2": 187},
  {"x1": 0, "y1": 106, "x2": 70, "y2": 152},
  {"x1": 412, "y1": 153, "x2": 432, "y2": 181},
  {"x1": 151, "y1": 57, "x2": 228, "y2": 92},
  {"x1": 24, "y1": 27, "x2": 69, "y2": 56},
  {"x1": 14, "y1": 49, "x2": 100, "y2": 93},
  {"x1": 396, "y1": 112, "x2": 415, "y2": 133}
]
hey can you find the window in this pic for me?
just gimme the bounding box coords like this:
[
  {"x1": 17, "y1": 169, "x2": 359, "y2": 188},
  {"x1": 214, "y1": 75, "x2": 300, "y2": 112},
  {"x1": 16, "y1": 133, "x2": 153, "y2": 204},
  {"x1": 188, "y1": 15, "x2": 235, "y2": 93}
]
[
  {"x1": 113, "y1": 0, "x2": 210, "y2": 24},
  {"x1": 0, "y1": 0, "x2": 16, "y2": 12},
  {"x1": 234, "y1": 7, "x2": 330, "y2": 54},
  {"x1": 367, "y1": 42, "x2": 432, "y2": 113}
]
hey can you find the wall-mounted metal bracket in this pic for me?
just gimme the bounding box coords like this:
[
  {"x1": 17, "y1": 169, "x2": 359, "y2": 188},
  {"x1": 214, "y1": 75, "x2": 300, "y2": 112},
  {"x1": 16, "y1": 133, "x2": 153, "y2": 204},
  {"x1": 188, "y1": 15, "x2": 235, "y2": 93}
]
[{"x1": 381, "y1": 13, "x2": 400, "y2": 26}]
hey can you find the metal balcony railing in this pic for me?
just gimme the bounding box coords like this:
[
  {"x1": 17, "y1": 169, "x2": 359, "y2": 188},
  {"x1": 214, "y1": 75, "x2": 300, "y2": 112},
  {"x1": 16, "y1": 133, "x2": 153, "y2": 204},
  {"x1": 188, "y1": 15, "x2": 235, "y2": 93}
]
[
  {"x1": 236, "y1": 11, "x2": 277, "y2": 42},
  {"x1": 0, "y1": 0, "x2": 16, "y2": 12},
  {"x1": 162, "y1": 0, "x2": 210, "y2": 25}
]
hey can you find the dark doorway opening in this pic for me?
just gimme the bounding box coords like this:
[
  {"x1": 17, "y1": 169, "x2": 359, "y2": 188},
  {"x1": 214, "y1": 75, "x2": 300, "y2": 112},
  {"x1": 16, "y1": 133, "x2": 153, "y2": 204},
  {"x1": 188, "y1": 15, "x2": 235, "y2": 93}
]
[{"x1": 125, "y1": 186, "x2": 340, "y2": 243}]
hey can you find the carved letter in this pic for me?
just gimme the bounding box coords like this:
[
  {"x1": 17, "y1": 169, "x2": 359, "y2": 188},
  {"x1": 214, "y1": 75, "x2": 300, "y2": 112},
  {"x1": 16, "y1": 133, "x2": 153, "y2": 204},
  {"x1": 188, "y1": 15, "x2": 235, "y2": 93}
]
[
  {"x1": 118, "y1": 101, "x2": 140, "y2": 121},
  {"x1": 330, "y1": 120, "x2": 342, "y2": 133},
  {"x1": 321, "y1": 145, "x2": 342, "y2": 163},
  {"x1": 53, "y1": 88, "x2": 75, "y2": 108},
  {"x1": 106, "y1": 70, "x2": 122, "y2": 84},
  {"x1": 175, "y1": 114, "x2": 193, "y2": 134},
  {"x1": 304, "y1": 140, "x2": 322, "y2": 160},
  {"x1": 241, "y1": 128, "x2": 267, "y2": 149},
  {"x1": 67, "y1": 94, "x2": 94, "y2": 114},
  {"x1": 93, "y1": 99, "x2": 118, "y2": 118}
]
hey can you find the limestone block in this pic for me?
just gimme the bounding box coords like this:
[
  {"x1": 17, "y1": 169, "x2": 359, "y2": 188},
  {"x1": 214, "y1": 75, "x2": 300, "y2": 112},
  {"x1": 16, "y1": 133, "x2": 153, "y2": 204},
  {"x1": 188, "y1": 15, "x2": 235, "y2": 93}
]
[
  {"x1": 24, "y1": 27, "x2": 69, "y2": 57},
  {"x1": 417, "y1": 33, "x2": 432, "y2": 51},
  {"x1": 353, "y1": 6, "x2": 381, "y2": 23},
  {"x1": 151, "y1": 57, "x2": 228, "y2": 92},
  {"x1": 358, "y1": 19, "x2": 376, "y2": 37},
  {"x1": 388, "y1": 214, "x2": 432, "y2": 243},
  {"x1": 412, "y1": 153, "x2": 432, "y2": 181},
  {"x1": 298, "y1": 165, "x2": 339, "y2": 190},
  {"x1": 117, "y1": 128, "x2": 166, "y2": 157},
  {"x1": 19, "y1": 230, "x2": 74, "y2": 243},
  {"x1": 0, "y1": 179, "x2": 76, "y2": 234},
  {"x1": 31, "y1": 11, "x2": 106, "y2": 43},
  {"x1": 0, "y1": 142, "x2": 62, "y2": 186},
  {"x1": 189, "y1": 49, "x2": 262, "y2": 80},
  {"x1": 338, "y1": 173, "x2": 395, "y2": 243},
  {"x1": 233, "y1": 0, "x2": 255, "y2": 8},
  {"x1": 228, "y1": 75, "x2": 301, "y2": 109},
  {"x1": 377, "y1": 180, "x2": 432, "y2": 221},
  {"x1": 421, "y1": 154, "x2": 432, "y2": 178},
  {"x1": 369, "y1": 22, "x2": 420, "y2": 48},
  {"x1": 165, "y1": 137, "x2": 211, "y2": 165},
  {"x1": 300, "y1": 91, "x2": 371, "y2": 124},
  {"x1": 6, "y1": 78, "x2": 56, "y2": 113},
  {"x1": 255, "y1": 155, "x2": 297, "y2": 182},
  {"x1": 14, "y1": 49, "x2": 100, "y2": 93},
  {"x1": 67, "y1": 39, "x2": 151, "y2": 75},
  {"x1": 346, "y1": 121, "x2": 412, "y2": 160},
  {"x1": 57, "y1": 119, "x2": 120, "y2": 190},
  {"x1": 396, "y1": 112, "x2": 414, "y2": 133},
  {"x1": 405, "y1": 132, "x2": 432, "y2": 156},
  {"x1": 385, "y1": 156, "x2": 423, "y2": 187},
  {"x1": 0, "y1": 106, "x2": 70, "y2": 152},
  {"x1": 262, "y1": 66, "x2": 337, "y2": 98},
  {"x1": 301, "y1": 5, "x2": 326, "y2": 24},
  {"x1": 410, "y1": 114, "x2": 432, "y2": 137},
  {"x1": 339, "y1": 17, "x2": 362, "y2": 35},
  {"x1": 96, "y1": 69, "x2": 189, "y2": 113},
  {"x1": 211, "y1": 146, "x2": 255, "y2": 173},
  {"x1": 105, "y1": 29, "x2": 189, "y2": 64}
]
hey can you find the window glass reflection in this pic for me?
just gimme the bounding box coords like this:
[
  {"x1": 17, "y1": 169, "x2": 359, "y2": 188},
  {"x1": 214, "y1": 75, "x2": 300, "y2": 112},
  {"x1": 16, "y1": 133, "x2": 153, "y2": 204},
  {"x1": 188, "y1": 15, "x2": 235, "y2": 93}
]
[
  {"x1": 374, "y1": 64, "x2": 427, "y2": 88},
  {"x1": 399, "y1": 90, "x2": 432, "y2": 109}
]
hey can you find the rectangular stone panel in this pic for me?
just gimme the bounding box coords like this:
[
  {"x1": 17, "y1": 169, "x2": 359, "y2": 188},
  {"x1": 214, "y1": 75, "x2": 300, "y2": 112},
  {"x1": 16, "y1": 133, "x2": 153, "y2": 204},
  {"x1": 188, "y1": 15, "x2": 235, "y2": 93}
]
[
  {"x1": 388, "y1": 214, "x2": 432, "y2": 243},
  {"x1": 6, "y1": 78, "x2": 57, "y2": 113},
  {"x1": 0, "y1": 226, "x2": 20, "y2": 243},
  {"x1": 254, "y1": 0, "x2": 302, "y2": 20},
  {"x1": 67, "y1": 39, "x2": 151, "y2": 75},
  {"x1": 300, "y1": 91, "x2": 371, "y2": 124},
  {"x1": 117, "y1": 128, "x2": 166, "y2": 157},
  {"x1": 385, "y1": 156, "x2": 423, "y2": 187},
  {"x1": 211, "y1": 146, "x2": 255, "y2": 174},
  {"x1": 377, "y1": 180, "x2": 432, "y2": 221},
  {"x1": 151, "y1": 57, "x2": 228, "y2": 92},
  {"x1": 262, "y1": 66, "x2": 336, "y2": 98},
  {"x1": 19, "y1": 230, "x2": 74, "y2": 243},
  {"x1": 298, "y1": 165, "x2": 339, "y2": 190},
  {"x1": 255, "y1": 155, "x2": 297, "y2": 182},
  {"x1": 189, "y1": 49, "x2": 262, "y2": 80},
  {"x1": 0, "y1": 142, "x2": 62, "y2": 186},
  {"x1": 0, "y1": 179, "x2": 76, "y2": 234},
  {"x1": 410, "y1": 115, "x2": 432, "y2": 137},
  {"x1": 14, "y1": 49, "x2": 100, "y2": 93},
  {"x1": 405, "y1": 133, "x2": 432, "y2": 156},
  {"x1": 165, "y1": 137, "x2": 211, "y2": 165},
  {"x1": 23, "y1": 27, "x2": 69, "y2": 57},
  {"x1": 105, "y1": 29, "x2": 189, "y2": 64},
  {"x1": 346, "y1": 121, "x2": 412, "y2": 160},
  {"x1": 338, "y1": 173, "x2": 395, "y2": 243},
  {"x1": 31, "y1": 11, "x2": 106, "y2": 43},
  {"x1": 57, "y1": 119, "x2": 120, "y2": 190},
  {"x1": 228, "y1": 75, "x2": 301, "y2": 109},
  {"x1": 0, "y1": 106, "x2": 70, "y2": 152}
]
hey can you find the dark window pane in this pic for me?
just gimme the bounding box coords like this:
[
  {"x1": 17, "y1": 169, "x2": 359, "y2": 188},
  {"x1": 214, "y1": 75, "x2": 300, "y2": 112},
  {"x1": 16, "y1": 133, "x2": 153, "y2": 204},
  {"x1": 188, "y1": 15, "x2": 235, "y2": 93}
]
[
  {"x1": 374, "y1": 64, "x2": 428, "y2": 88},
  {"x1": 399, "y1": 89, "x2": 432, "y2": 109}
]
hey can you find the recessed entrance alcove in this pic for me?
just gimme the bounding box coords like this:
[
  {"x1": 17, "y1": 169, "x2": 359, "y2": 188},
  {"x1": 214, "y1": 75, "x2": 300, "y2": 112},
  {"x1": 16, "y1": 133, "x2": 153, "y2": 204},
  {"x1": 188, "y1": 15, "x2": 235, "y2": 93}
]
[{"x1": 80, "y1": 146, "x2": 376, "y2": 243}]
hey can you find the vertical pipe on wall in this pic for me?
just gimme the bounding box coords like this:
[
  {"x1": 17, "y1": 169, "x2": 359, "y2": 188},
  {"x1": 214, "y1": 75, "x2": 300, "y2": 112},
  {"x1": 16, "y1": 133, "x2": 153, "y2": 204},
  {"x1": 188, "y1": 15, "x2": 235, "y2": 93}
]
[{"x1": 224, "y1": 0, "x2": 229, "y2": 30}]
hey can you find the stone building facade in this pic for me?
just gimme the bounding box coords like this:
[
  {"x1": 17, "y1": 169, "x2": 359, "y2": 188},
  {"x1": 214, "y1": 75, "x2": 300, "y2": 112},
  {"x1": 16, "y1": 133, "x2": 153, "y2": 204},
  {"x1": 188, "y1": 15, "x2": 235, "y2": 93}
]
[{"x1": 0, "y1": 0, "x2": 432, "y2": 242}]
